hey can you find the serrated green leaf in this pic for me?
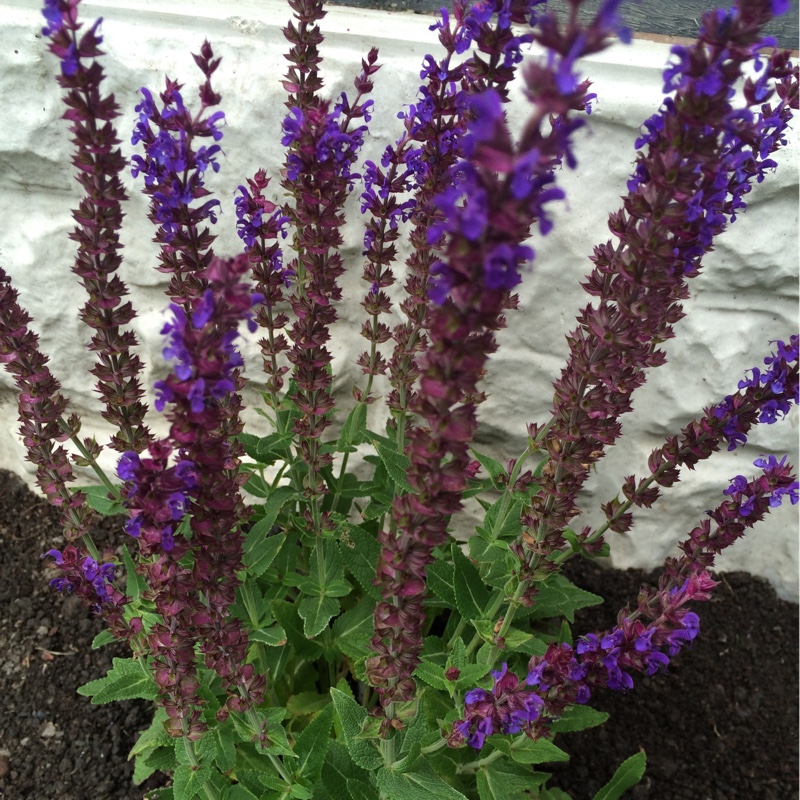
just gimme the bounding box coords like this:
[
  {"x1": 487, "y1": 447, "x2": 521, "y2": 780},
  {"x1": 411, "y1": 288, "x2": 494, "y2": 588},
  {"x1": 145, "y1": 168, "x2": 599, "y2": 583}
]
[
  {"x1": 527, "y1": 576, "x2": 603, "y2": 623},
  {"x1": 172, "y1": 764, "x2": 213, "y2": 800},
  {"x1": 271, "y1": 600, "x2": 324, "y2": 660},
  {"x1": 549, "y1": 705, "x2": 609, "y2": 734},
  {"x1": 373, "y1": 439, "x2": 411, "y2": 492},
  {"x1": 294, "y1": 702, "x2": 334, "y2": 782},
  {"x1": 592, "y1": 752, "x2": 646, "y2": 800},
  {"x1": 487, "y1": 735, "x2": 569, "y2": 765},
  {"x1": 480, "y1": 498, "x2": 523, "y2": 542},
  {"x1": 121, "y1": 544, "x2": 146, "y2": 602},
  {"x1": 452, "y1": 545, "x2": 490, "y2": 622},
  {"x1": 330, "y1": 688, "x2": 382, "y2": 771},
  {"x1": 427, "y1": 560, "x2": 456, "y2": 608},
  {"x1": 244, "y1": 487, "x2": 296, "y2": 576},
  {"x1": 73, "y1": 484, "x2": 125, "y2": 516},
  {"x1": 337, "y1": 523, "x2": 381, "y2": 601},
  {"x1": 286, "y1": 692, "x2": 331, "y2": 716},
  {"x1": 413, "y1": 660, "x2": 448, "y2": 690},
  {"x1": 140, "y1": 745, "x2": 177, "y2": 773},
  {"x1": 132, "y1": 754, "x2": 157, "y2": 786},
  {"x1": 376, "y1": 764, "x2": 469, "y2": 800},
  {"x1": 346, "y1": 778, "x2": 378, "y2": 800},
  {"x1": 540, "y1": 788, "x2": 572, "y2": 800},
  {"x1": 144, "y1": 786, "x2": 174, "y2": 800},
  {"x1": 321, "y1": 741, "x2": 370, "y2": 800},
  {"x1": 250, "y1": 623, "x2": 287, "y2": 647},
  {"x1": 470, "y1": 449, "x2": 507, "y2": 487},
  {"x1": 91, "y1": 629, "x2": 115, "y2": 650},
  {"x1": 477, "y1": 761, "x2": 549, "y2": 800},
  {"x1": 333, "y1": 598, "x2": 374, "y2": 660},
  {"x1": 298, "y1": 595, "x2": 340, "y2": 638},
  {"x1": 78, "y1": 657, "x2": 157, "y2": 704},
  {"x1": 211, "y1": 721, "x2": 236, "y2": 772},
  {"x1": 227, "y1": 785, "x2": 261, "y2": 800},
  {"x1": 469, "y1": 537, "x2": 510, "y2": 588},
  {"x1": 129, "y1": 708, "x2": 171, "y2": 759},
  {"x1": 339, "y1": 402, "x2": 369, "y2": 447}
]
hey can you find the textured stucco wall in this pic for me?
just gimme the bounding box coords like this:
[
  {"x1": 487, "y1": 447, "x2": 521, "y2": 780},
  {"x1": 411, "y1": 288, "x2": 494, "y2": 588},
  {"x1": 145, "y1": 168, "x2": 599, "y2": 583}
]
[{"x1": 1, "y1": 0, "x2": 798, "y2": 597}]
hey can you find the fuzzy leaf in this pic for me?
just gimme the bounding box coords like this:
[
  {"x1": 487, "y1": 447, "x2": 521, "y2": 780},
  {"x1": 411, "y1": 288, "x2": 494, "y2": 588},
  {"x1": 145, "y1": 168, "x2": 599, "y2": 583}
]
[
  {"x1": 549, "y1": 705, "x2": 609, "y2": 734},
  {"x1": 592, "y1": 752, "x2": 647, "y2": 800},
  {"x1": 477, "y1": 761, "x2": 549, "y2": 800},
  {"x1": 337, "y1": 522, "x2": 382, "y2": 601},
  {"x1": 298, "y1": 595, "x2": 340, "y2": 639},
  {"x1": 73, "y1": 484, "x2": 125, "y2": 516},
  {"x1": 373, "y1": 439, "x2": 412, "y2": 492},
  {"x1": 294, "y1": 703, "x2": 335, "y2": 782},
  {"x1": 321, "y1": 741, "x2": 372, "y2": 800},
  {"x1": 244, "y1": 487, "x2": 296, "y2": 576},
  {"x1": 427, "y1": 559, "x2": 457, "y2": 609},
  {"x1": 339, "y1": 402, "x2": 369, "y2": 447},
  {"x1": 78, "y1": 657, "x2": 158, "y2": 704},
  {"x1": 271, "y1": 600, "x2": 324, "y2": 660},
  {"x1": 452, "y1": 544, "x2": 490, "y2": 622},
  {"x1": 172, "y1": 764, "x2": 213, "y2": 800},
  {"x1": 330, "y1": 688, "x2": 382, "y2": 771},
  {"x1": 487, "y1": 735, "x2": 569, "y2": 765},
  {"x1": 121, "y1": 543, "x2": 146, "y2": 602},
  {"x1": 470, "y1": 449, "x2": 507, "y2": 488},
  {"x1": 526, "y1": 575, "x2": 603, "y2": 622},
  {"x1": 376, "y1": 764, "x2": 469, "y2": 800}
]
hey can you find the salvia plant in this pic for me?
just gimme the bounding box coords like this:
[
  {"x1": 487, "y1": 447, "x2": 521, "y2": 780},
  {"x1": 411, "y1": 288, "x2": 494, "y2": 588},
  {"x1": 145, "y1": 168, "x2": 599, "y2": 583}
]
[{"x1": 0, "y1": 0, "x2": 797, "y2": 797}]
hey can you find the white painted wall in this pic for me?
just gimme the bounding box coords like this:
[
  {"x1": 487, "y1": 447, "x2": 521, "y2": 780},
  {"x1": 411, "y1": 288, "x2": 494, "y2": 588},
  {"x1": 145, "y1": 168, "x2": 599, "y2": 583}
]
[{"x1": 1, "y1": 0, "x2": 797, "y2": 598}]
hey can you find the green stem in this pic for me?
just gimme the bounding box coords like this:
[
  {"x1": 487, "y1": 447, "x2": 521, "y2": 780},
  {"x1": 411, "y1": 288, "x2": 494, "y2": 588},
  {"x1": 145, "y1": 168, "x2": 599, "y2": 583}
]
[
  {"x1": 456, "y1": 747, "x2": 504, "y2": 774},
  {"x1": 60, "y1": 418, "x2": 120, "y2": 499}
]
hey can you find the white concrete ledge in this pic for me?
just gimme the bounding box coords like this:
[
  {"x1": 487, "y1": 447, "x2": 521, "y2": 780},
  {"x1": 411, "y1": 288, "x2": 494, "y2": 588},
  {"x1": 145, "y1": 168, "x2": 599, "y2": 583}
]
[{"x1": 0, "y1": 0, "x2": 797, "y2": 597}]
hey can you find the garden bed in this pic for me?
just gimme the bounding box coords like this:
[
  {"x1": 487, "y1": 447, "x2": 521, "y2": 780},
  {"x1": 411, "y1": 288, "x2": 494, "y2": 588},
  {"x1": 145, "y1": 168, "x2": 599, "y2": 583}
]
[{"x1": 0, "y1": 467, "x2": 796, "y2": 799}]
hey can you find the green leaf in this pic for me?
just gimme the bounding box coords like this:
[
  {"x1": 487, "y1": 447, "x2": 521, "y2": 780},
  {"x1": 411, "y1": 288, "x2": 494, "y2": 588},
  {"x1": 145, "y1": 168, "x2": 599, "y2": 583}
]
[
  {"x1": 294, "y1": 702, "x2": 335, "y2": 782},
  {"x1": 333, "y1": 597, "x2": 374, "y2": 660},
  {"x1": 321, "y1": 741, "x2": 371, "y2": 800},
  {"x1": 78, "y1": 657, "x2": 158, "y2": 704},
  {"x1": 286, "y1": 692, "x2": 331, "y2": 716},
  {"x1": 121, "y1": 544, "x2": 146, "y2": 602},
  {"x1": 452, "y1": 544, "x2": 490, "y2": 622},
  {"x1": 250, "y1": 623, "x2": 287, "y2": 648},
  {"x1": 339, "y1": 402, "x2": 369, "y2": 447},
  {"x1": 330, "y1": 688, "x2": 382, "y2": 771},
  {"x1": 549, "y1": 705, "x2": 609, "y2": 734},
  {"x1": 73, "y1": 484, "x2": 125, "y2": 516},
  {"x1": 144, "y1": 787, "x2": 174, "y2": 800},
  {"x1": 413, "y1": 660, "x2": 448, "y2": 691},
  {"x1": 173, "y1": 764, "x2": 213, "y2": 800},
  {"x1": 592, "y1": 752, "x2": 646, "y2": 800},
  {"x1": 298, "y1": 595, "x2": 340, "y2": 639},
  {"x1": 129, "y1": 708, "x2": 171, "y2": 759},
  {"x1": 527, "y1": 575, "x2": 603, "y2": 623},
  {"x1": 470, "y1": 449, "x2": 507, "y2": 488},
  {"x1": 140, "y1": 745, "x2": 177, "y2": 773},
  {"x1": 226, "y1": 786, "x2": 261, "y2": 800},
  {"x1": 271, "y1": 600, "x2": 324, "y2": 660},
  {"x1": 469, "y1": 537, "x2": 511, "y2": 588},
  {"x1": 376, "y1": 764, "x2": 469, "y2": 800},
  {"x1": 540, "y1": 789, "x2": 573, "y2": 800},
  {"x1": 91, "y1": 629, "x2": 115, "y2": 650},
  {"x1": 239, "y1": 431, "x2": 293, "y2": 464},
  {"x1": 346, "y1": 778, "x2": 378, "y2": 800},
  {"x1": 479, "y1": 498, "x2": 523, "y2": 542},
  {"x1": 477, "y1": 761, "x2": 549, "y2": 800},
  {"x1": 244, "y1": 487, "x2": 296, "y2": 576},
  {"x1": 487, "y1": 735, "x2": 569, "y2": 765},
  {"x1": 337, "y1": 523, "x2": 382, "y2": 601},
  {"x1": 373, "y1": 438, "x2": 412, "y2": 492},
  {"x1": 427, "y1": 560, "x2": 457, "y2": 608}
]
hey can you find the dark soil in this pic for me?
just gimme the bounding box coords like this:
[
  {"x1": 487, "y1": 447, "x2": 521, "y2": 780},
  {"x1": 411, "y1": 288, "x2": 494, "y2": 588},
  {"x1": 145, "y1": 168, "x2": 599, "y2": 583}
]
[{"x1": 0, "y1": 467, "x2": 796, "y2": 799}]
